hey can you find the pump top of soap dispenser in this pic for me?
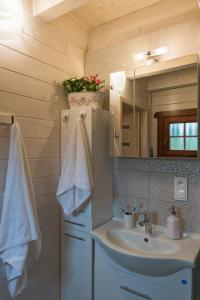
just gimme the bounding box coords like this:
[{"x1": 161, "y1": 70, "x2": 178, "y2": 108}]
[{"x1": 169, "y1": 206, "x2": 176, "y2": 216}]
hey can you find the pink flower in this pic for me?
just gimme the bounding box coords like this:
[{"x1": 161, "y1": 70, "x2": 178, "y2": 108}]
[
  {"x1": 90, "y1": 74, "x2": 99, "y2": 81},
  {"x1": 95, "y1": 79, "x2": 101, "y2": 84},
  {"x1": 90, "y1": 75, "x2": 95, "y2": 81}
]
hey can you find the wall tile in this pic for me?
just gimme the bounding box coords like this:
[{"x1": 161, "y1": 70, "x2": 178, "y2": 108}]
[
  {"x1": 187, "y1": 176, "x2": 200, "y2": 204},
  {"x1": 149, "y1": 159, "x2": 200, "y2": 177},
  {"x1": 114, "y1": 169, "x2": 149, "y2": 199},
  {"x1": 115, "y1": 157, "x2": 150, "y2": 172},
  {"x1": 149, "y1": 172, "x2": 174, "y2": 202},
  {"x1": 113, "y1": 158, "x2": 200, "y2": 233}
]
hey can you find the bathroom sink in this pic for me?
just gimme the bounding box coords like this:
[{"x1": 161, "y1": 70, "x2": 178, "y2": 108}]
[
  {"x1": 91, "y1": 219, "x2": 200, "y2": 277},
  {"x1": 107, "y1": 228, "x2": 180, "y2": 255}
]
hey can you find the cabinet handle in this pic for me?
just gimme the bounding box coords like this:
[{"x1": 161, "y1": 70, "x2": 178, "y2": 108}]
[
  {"x1": 120, "y1": 285, "x2": 152, "y2": 300},
  {"x1": 64, "y1": 220, "x2": 86, "y2": 227},
  {"x1": 64, "y1": 233, "x2": 85, "y2": 242}
]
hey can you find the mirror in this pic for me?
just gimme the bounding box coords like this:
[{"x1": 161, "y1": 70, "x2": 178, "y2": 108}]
[{"x1": 110, "y1": 54, "x2": 199, "y2": 158}]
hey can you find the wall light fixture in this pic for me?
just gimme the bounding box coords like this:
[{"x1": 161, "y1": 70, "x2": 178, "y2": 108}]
[
  {"x1": 0, "y1": 0, "x2": 23, "y2": 40},
  {"x1": 133, "y1": 47, "x2": 168, "y2": 65}
]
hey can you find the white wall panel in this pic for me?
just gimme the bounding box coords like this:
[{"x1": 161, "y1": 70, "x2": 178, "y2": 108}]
[{"x1": 0, "y1": 0, "x2": 87, "y2": 299}]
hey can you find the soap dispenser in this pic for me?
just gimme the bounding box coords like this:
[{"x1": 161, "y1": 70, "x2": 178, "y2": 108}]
[{"x1": 166, "y1": 206, "x2": 181, "y2": 240}]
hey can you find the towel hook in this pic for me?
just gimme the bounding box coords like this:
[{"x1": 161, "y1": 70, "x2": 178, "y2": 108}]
[
  {"x1": 0, "y1": 113, "x2": 15, "y2": 125},
  {"x1": 62, "y1": 112, "x2": 69, "y2": 123},
  {"x1": 80, "y1": 111, "x2": 86, "y2": 120},
  {"x1": 62, "y1": 111, "x2": 86, "y2": 122}
]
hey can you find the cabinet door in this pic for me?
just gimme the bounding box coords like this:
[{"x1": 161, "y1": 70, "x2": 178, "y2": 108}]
[
  {"x1": 95, "y1": 262, "x2": 150, "y2": 300},
  {"x1": 95, "y1": 262, "x2": 190, "y2": 300},
  {"x1": 61, "y1": 229, "x2": 92, "y2": 300}
]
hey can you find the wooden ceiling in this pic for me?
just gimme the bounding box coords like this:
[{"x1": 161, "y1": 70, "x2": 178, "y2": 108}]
[{"x1": 70, "y1": 0, "x2": 164, "y2": 29}]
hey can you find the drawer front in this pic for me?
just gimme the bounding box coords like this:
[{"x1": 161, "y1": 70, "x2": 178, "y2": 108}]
[
  {"x1": 79, "y1": 201, "x2": 92, "y2": 217},
  {"x1": 63, "y1": 215, "x2": 92, "y2": 233},
  {"x1": 63, "y1": 200, "x2": 92, "y2": 219},
  {"x1": 95, "y1": 261, "x2": 190, "y2": 300},
  {"x1": 95, "y1": 243, "x2": 192, "y2": 298},
  {"x1": 62, "y1": 201, "x2": 92, "y2": 233}
]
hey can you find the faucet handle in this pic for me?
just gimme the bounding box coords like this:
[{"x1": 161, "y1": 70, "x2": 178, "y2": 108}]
[
  {"x1": 139, "y1": 210, "x2": 151, "y2": 220},
  {"x1": 138, "y1": 211, "x2": 146, "y2": 226},
  {"x1": 138, "y1": 211, "x2": 152, "y2": 225},
  {"x1": 144, "y1": 211, "x2": 152, "y2": 221}
]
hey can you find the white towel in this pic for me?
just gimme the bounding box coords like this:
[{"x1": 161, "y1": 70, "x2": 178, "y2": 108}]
[
  {"x1": 56, "y1": 117, "x2": 94, "y2": 216},
  {"x1": 0, "y1": 123, "x2": 41, "y2": 298}
]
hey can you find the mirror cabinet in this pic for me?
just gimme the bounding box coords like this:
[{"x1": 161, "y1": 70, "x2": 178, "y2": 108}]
[{"x1": 110, "y1": 54, "x2": 199, "y2": 158}]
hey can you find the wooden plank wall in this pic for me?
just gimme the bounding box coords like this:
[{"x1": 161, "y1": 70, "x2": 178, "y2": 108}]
[{"x1": 0, "y1": 1, "x2": 88, "y2": 300}]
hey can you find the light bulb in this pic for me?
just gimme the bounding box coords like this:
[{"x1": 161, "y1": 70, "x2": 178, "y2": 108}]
[{"x1": 0, "y1": 0, "x2": 23, "y2": 40}]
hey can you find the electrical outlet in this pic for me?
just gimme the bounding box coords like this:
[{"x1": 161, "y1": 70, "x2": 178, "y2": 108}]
[{"x1": 174, "y1": 177, "x2": 187, "y2": 201}]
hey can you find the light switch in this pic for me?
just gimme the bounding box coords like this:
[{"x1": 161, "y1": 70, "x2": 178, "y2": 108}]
[{"x1": 174, "y1": 177, "x2": 187, "y2": 201}]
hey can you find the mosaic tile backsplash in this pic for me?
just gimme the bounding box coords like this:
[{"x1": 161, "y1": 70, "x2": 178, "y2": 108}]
[{"x1": 113, "y1": 158, "x2": 200, "y2": 233}]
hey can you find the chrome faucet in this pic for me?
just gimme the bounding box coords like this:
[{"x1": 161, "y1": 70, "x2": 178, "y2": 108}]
[{"x1": 138, "y1": 211, "x2": 153, "y2": 234}]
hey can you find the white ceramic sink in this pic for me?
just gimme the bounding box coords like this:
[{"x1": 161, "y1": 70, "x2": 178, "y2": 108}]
[
  {"x1": 91, "y1": 219, "x2": 200, "y2": 277},
  {"x1": 107, "y1": 228, "x2": 180, "y2": 255}
]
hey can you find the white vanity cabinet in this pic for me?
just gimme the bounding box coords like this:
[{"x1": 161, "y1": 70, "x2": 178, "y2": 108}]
[
  {"x1": 60, "y1": 107, "x2": 113, "y2": 300},
  {"x1": 61, "y1": 228, "x2": 92, "y2": 300},
  {"x1": 94, "y1": 243, "x2": 193, "y2": 300},
  {"x1": 61, "y1": 204, "x2": 93, "y2": 300}
]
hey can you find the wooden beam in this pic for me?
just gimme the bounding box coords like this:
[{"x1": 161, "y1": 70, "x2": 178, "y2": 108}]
[
  {"x1": 154, "y1": 108, "x2": 197, "y2": 119},
  {"x1": 33, "y1": 0, "x2": 91, "y2": 22}
]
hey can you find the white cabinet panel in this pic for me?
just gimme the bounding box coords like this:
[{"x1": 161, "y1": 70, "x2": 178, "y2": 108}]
[
  {"x1": 63, "y1": 201, "x2": 92, "y2": 219},
  {"x1": 95, "y1": 262, "x2": 190, "y2": 300},
  {"x1": 61, "y1": 108, "x2": 113, "y2": 229},
  {"x1": 60, "y1": 108, "x2": 113, "y2": 300},
  {"x1": 95, "y1": 261, "x2": 148, "y2": 300},
  {"x1": 95, "y1": 243, "x2": 192, "y2": 298},
  {"x1": 63, "y1": 215, "x2": 92, "y2": 233},
  {"x1": 61, "y1": 229, "x2": 92, "y2": 300}
]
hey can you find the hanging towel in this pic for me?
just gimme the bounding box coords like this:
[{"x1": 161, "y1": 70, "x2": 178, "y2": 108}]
[
  {"x1": 0, "y1": 123, "x2": 41, "y2": 298},
  {"x1": 56, "y1": 117, "x2": 94, "y2": 216}
]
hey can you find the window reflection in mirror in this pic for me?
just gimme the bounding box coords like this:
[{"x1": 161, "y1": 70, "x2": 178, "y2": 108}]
[
  {"x1": 154, "y1": 109, "x2": 197, "y2": 157},
  {"x1": 147, "y1": 66, "x2": 198, "y2": 158}
]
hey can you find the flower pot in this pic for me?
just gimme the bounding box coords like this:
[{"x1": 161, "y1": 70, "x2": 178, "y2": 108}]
[{"x1": 67, "y1": 91, "x2": 105, "y2": 109}]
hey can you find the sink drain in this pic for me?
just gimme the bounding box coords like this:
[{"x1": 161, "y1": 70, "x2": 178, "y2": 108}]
[{"x1": 144, "y1": 237, "x2": 149, "y2": 243}]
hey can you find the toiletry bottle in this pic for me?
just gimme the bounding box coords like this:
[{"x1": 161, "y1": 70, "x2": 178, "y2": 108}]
[{"x1": 166, "y1": 206, "x2": 181, "y2": 240}]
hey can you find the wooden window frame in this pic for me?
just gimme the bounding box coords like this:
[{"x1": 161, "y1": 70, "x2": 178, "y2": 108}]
[{"x1": 154, "y1": 109, "x2": 198, "y2": 158}]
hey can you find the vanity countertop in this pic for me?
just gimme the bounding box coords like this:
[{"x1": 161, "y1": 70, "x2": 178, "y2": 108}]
[{"x1": 91, "y1": 219, "x2": 200, "y2": 276}]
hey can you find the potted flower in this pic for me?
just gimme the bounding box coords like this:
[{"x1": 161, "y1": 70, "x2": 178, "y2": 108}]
[{"x1": 63, "y1": 74, "x2": 105, "y2": 109}]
